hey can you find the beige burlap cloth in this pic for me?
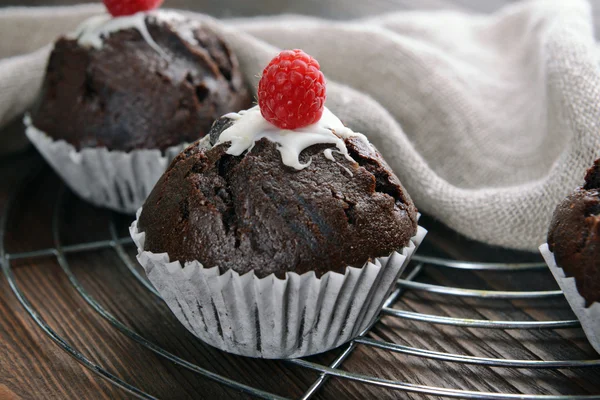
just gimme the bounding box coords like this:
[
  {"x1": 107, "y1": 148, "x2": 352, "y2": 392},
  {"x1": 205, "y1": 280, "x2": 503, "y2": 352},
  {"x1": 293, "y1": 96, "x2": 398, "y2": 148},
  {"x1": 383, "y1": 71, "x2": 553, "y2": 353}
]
[{"x1": 0, "y1": 0, "x2": 598, "y2": 251}]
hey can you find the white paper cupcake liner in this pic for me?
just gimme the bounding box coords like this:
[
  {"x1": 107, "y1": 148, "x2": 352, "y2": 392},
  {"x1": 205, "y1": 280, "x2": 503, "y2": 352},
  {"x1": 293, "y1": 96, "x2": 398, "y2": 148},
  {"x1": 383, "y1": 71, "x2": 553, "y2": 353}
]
[
  {"x1": 539, "y1": 243, "x2": 600, "y2": 354},
  {"x1": 24, "y1": 115, "x2": 187, "y2": 214},
  {"x1": 130, "y1": 209, "x2": 426, "y2": 358}
]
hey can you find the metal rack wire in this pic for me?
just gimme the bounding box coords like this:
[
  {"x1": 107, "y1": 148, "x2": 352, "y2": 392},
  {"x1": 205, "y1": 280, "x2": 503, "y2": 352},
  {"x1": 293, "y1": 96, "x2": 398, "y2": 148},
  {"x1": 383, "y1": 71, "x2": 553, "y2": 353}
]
[{"x1": 2, "y1": 174, "x2": 600, "y2": 400}]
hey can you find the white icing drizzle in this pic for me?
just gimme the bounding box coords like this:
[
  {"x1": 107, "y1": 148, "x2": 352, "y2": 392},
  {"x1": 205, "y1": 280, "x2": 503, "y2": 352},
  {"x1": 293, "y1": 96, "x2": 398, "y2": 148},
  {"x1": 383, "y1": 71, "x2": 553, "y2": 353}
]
[
  {"x1": 71, "y1": 10, "x2": 200, "y2": 57},
  {"x1": 215, "y1": 106, "x2": 371, "y2": 170},
  {"x1": 198, "y1": 134, "x2": 212, "y2": 150},
  {"x1": 324, "y1": 149, "x2": 354, "y2": 177},
  {"x1": 157, "y1": 11, "x2": 200, "y2": 47}
]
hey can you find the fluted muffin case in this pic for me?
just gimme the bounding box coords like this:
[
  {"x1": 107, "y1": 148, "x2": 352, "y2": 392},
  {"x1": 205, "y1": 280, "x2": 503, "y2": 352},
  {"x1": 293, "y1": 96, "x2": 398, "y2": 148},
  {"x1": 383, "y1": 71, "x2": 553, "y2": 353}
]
[
  {"x1": 131, "y1": 210, "x2": 426, "y2": 358},
  {"x1": 540, "y1": 244, "x2": 600, "y2": 354},
  {"x1": 25, "y1": 117, "x2": 186, "y2": 213}
]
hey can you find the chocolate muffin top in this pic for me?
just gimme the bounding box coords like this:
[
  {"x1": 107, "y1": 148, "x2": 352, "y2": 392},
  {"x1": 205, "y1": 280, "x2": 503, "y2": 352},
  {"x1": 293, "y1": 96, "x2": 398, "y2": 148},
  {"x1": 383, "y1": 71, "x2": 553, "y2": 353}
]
[
  {"x1": 548, "y1": 159, "x2": 600, "y2": 307},
  {"x1": 30, "y1": 12, "x2": 251, "y2": 152},
  {"x1": 138, "y1": 114, "x2": 418, "y2": 278}
]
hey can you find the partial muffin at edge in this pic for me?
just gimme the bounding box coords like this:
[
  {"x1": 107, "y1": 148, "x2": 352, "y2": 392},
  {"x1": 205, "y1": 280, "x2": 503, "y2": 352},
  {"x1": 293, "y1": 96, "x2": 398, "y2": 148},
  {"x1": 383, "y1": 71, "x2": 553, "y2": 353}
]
[{"x1": 548, "y1": 159, "x2": 600, "y2": 307}]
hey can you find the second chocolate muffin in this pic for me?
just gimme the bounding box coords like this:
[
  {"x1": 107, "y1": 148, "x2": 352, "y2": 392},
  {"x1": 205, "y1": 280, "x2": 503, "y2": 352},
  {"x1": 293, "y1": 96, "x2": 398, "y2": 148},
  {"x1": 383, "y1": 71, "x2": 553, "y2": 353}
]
[{"x1": 30, "y1": 11, "x2": 251, "y2": 152}]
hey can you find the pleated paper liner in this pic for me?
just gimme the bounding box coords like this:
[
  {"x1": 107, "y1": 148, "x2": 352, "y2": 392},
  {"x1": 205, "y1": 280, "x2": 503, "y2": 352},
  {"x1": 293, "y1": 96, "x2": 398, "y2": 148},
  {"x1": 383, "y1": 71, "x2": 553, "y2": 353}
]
[
  {"x1": 24, "y1": 115, "x2": 186, "y2": 214},
  {"x1": 540, "y1": 243, "x2": 600, "y2": 354},
  {"x1": 131, "y1": 209, "x2": 427, "y2": 358}
]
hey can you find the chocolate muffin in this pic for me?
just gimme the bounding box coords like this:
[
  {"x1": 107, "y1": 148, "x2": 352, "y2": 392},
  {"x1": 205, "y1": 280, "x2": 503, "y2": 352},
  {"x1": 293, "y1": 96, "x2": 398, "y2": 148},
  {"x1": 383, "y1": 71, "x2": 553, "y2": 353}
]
[
  {"x1": 547, "y1": 159, "x2": 600, "y2": 307},
  {"x1": 132, "y1": 49, "x2": 424, "y2": 358},
  {"x1": 138, "y1": 116, "x2": 418, "y2": 278},
  {"x1": 30, "y1": 12, "x2": 251, "y2": 152}
]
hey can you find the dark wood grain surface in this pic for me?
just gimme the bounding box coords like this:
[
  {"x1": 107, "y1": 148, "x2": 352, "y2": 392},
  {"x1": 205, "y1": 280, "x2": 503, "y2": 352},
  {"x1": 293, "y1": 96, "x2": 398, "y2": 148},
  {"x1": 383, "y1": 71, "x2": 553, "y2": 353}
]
[{"x1": 2, "y1": 1, "x2": 600, "y2": 399}]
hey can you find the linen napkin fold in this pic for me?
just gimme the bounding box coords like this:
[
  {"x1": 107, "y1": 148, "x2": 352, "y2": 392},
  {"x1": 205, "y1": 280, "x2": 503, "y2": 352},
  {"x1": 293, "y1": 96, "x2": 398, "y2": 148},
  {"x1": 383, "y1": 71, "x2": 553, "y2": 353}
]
[{"x1": 0, "y1": 0, "x2": 598, "y2": 252}]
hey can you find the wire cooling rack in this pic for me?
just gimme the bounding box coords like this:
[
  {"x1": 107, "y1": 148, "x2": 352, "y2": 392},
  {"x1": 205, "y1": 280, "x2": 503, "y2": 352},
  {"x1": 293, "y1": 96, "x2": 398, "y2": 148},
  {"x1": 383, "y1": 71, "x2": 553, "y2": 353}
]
[{"x1": 2, "y1": 168, "x2": 600, "y2": 399}]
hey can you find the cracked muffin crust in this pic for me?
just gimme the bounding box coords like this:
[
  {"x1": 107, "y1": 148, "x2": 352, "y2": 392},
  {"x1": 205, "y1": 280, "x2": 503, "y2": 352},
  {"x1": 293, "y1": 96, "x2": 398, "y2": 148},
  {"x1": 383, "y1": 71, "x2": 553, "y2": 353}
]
[
  {"x1": 30, "y1": 14, "x2": 251, "y2": 152},
  {"x1": 138, "y1": 118, "x2": 418, "y2": 278},
  {"x1": 548, "y1": 159, "x2": 600, "y2": 307}
]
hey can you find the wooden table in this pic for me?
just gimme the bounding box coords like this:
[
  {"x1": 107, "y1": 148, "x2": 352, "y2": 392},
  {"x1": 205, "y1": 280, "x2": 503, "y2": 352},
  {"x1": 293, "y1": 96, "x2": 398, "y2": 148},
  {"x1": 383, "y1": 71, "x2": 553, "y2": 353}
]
[
  {"x1": 1, "y1": 1, "x2": 600, "y2": 399},
  {"x1": 2, "y1": 150, "x2": 600, "y2": 400}
]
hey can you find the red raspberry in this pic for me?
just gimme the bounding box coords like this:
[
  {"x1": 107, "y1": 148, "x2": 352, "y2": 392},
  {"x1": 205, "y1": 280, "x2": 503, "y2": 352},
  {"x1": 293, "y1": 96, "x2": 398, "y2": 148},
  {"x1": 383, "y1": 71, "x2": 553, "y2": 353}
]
[
  {"x1": 103, "y1": 0, "x2": 164, "y2": 17},
  {"x1": 258, "y1": 49, "x2": 326, "y2": 130}
]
